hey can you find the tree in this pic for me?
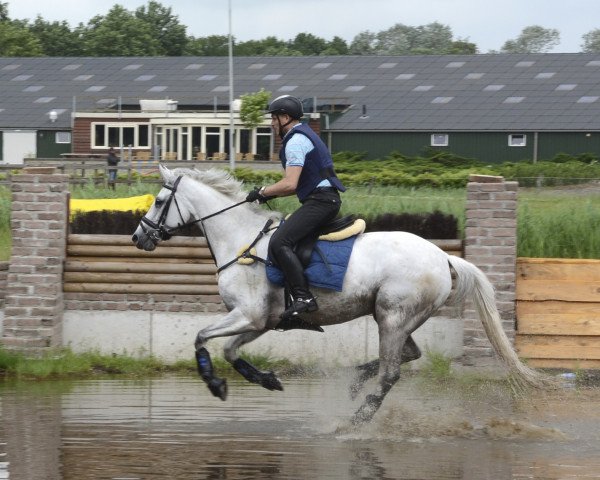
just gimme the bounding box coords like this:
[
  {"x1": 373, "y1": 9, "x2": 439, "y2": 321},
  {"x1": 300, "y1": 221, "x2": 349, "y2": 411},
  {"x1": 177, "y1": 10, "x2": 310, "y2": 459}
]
[
  {"x1": 350, "y1": 22, "x2": 467, "y2": 55},
  {"x1": 0, "y1": 21, "x2": 42, "y2": 56},
  {"x1": 322, "y1": 36, "x2": 349, "y2": 55},
  {"x1": 235, "y1": 36, "x2": 288, "y2": 56},
  {"x1": 239, "y1": 88, "x2": 271, "y2": 130},
  {"x1": 135, "y1": 1, "x2": 188, "y2": 55},
  {"x1": 290, "y1": 32, "x2": 328, "y2": 55},
  {"x1": 185, "y1": 34, "x2": 229, "y2": 56},
  {"x1": 500, "y1": 25, "x2": 560, "y2": 53},
  {"x1": 28, "y1": 16, "x2": 84, "y2": 56},
  {"x1": 81, "y1": 5, "x2": 162, "y2": 56},
  {"x1": 581, "y1": 29, "x2": 600, "y2": 53},
  {"x1": 349, "y1": 30, "x2": 377, "y2": 54}
]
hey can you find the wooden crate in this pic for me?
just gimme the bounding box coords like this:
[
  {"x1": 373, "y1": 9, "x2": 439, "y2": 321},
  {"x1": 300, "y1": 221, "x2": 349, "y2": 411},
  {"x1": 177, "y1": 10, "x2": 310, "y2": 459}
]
[{"x1": 516, "y1": 258, "x2": 600, "y2": 369}]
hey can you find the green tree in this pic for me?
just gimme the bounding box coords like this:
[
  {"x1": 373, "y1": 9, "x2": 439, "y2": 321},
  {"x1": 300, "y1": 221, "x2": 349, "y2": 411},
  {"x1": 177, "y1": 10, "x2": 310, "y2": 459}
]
[
  {"x1": 0, "y1": 21, "x2": 42, "y2": 56},
  {"x1": 448, "y1": 39, "x2": 478, "y2": 54},
  {"x1": 349, "y1": 30, "x2": 377, "y2": 54},
  {"x1": 185, "y1": 34, "x2": 229, "y2": 56},
  {"x1": 28, "y1": 16, "x2": 84, "y2": 56},
  {"x1": 81, "y1": 5, "x2": 162, "y2": 56},
  {"x1": 239, "y1": 88, "x2": 271, "y2": 130},
  {"x1": 581, "y1": 28, "x2": 600, "y2": 53},
  {"x1": 500, "y1": 25, "x2": 560, "y2": 53},
  {"x1": 289, "y1": 32, "x2": 328, "y2": 55},
  {"x1": 350, "y1": 22, "x2": 470, "y2": 55},
  {"x1": 135, "y1": 1, "x2": 188, "y2": 55},
  {"x1": 235, "y1": 36, "x2": 288, "y2": 55},
  {"x1": 322, "y1": 36, "x2": 349, "y2": 55}
]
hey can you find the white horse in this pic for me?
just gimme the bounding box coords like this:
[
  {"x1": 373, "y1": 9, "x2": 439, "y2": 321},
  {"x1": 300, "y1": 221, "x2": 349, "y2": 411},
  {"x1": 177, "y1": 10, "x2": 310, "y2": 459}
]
[{"x1": 132, "y1": 165, "x2": 550, "y2": 424}]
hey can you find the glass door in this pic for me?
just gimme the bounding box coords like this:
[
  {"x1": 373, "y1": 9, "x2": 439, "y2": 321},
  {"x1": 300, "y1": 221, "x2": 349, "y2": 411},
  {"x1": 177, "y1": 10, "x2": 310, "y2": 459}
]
[{"x1": 162, "y1": 126, "x2": 180, "y2": 160}]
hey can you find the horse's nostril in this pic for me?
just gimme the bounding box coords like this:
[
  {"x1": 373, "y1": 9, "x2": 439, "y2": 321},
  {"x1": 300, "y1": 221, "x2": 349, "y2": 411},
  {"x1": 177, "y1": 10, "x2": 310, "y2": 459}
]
[{"x1": 132, "y1": 234, "x2": 138, "y2": 242}]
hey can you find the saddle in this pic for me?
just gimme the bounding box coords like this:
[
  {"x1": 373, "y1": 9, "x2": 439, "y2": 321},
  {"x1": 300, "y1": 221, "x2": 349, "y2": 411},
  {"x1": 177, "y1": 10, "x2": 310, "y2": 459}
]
[{"x1": 295, "y1": 215, "x2": 366, "y2": 267}]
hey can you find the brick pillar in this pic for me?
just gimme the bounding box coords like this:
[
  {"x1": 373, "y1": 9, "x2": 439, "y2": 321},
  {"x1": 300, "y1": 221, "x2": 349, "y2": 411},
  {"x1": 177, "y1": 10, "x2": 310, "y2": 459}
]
[
  {"x1": 2, "y1": 167, "x2": 69, "y2": 355},
  {"x1": 463, "y1": 175, "x2": 517, "y2": 364}
]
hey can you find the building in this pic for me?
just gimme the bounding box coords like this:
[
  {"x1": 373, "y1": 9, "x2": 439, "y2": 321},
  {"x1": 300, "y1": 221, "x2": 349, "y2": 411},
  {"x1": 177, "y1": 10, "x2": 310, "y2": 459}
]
[{"x1": 1, "y1": 53, "x2": 600, "y2": 164}]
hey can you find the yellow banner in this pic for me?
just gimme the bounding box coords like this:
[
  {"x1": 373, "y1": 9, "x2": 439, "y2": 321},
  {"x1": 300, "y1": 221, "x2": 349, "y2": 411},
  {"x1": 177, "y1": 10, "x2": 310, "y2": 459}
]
[{"x1": 70, "y1": 194, "x2": 155, "y2": 215}]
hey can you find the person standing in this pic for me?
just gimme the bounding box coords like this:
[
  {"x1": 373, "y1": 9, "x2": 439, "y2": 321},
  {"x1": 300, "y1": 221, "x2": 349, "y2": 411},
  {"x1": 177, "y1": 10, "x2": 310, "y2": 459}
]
[
  {"x1": 246, "y1": 95, "x2": 346, "y2": 320},
  {"x1": 107, "y1": 147, "x2": 120, "y2": 190}
]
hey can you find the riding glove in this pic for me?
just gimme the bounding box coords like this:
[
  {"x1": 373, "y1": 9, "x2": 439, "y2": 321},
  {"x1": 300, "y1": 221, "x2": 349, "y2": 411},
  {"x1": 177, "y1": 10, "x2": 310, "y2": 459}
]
[{"x1": 246, "y1": 186, "x2": 274, "y2": 204}]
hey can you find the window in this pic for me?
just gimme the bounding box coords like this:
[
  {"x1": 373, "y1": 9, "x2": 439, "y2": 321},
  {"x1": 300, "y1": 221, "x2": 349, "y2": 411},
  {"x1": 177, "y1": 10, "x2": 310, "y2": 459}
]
[
  {"x1": 431, "y1": 134, "x2": 448, "y2": 146},
  {"x1": 509, "y1": 134, "x2": 526, "y2": 147},
  {"x1": 55, "y1": 132, "x2": 71, "y2": 144},
  {"x1": 91, "y1": 123, "x2": 151, "y2": 148}
]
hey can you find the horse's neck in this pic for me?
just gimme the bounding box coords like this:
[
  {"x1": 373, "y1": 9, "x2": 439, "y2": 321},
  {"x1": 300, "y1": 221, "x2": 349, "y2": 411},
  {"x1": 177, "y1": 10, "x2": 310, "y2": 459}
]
[{"x1": 190, "y1": 184, "x2": 271, "y2": 264}]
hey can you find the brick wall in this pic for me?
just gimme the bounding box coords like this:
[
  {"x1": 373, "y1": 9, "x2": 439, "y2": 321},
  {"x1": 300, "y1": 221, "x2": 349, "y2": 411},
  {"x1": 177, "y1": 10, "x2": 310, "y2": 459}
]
[
  {"x1": 0, "y1": 262, "x2": 8, "y2": 307},
  {"x1": 463, "y1": 175, "x2": 517, "y2": 363},
  {"x1": 63, "y1": 293, "x2": 227, "y2": 313},
  {"x1": 1, "y1": 168, "x2": 69, "y2": 355}
]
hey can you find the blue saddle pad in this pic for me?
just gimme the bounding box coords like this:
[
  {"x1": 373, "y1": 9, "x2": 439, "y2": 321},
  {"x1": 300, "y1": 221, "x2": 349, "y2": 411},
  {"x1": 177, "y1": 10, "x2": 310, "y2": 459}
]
[{"x1": 266, "y1": 236, "x2": 357, "y2": 292}]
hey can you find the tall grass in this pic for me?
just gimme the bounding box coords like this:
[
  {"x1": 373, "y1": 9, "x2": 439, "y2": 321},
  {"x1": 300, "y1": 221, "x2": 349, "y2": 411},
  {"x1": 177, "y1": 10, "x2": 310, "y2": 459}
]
[{"x1": 518, "y1": 189, "x2": 600, "y2": 258}]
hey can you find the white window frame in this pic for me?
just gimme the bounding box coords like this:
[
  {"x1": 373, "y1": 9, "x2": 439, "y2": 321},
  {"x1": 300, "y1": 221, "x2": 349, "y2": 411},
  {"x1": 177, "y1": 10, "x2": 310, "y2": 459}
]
[
  {"x1": 91, "y1": 122, "x2": 151, "y2": 149},
  {"x1": 431, "y1": 133, "x2": 449, "y2": 147},
  {"x1": 55, "y1": 132, "x2": 71, "y2": 144},
  {"x1": 508, "y1": 134, "x2": 527, "y2": 147}
]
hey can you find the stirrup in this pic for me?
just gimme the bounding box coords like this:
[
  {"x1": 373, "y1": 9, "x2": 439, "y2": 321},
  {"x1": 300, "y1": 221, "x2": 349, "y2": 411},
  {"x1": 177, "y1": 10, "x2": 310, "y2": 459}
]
[
  {"x1": 281, "y1": 297, "x2": 318, "y2": 320},
  {"x1": 274, "y1": 315, "x2": 324, "y2": 333}
]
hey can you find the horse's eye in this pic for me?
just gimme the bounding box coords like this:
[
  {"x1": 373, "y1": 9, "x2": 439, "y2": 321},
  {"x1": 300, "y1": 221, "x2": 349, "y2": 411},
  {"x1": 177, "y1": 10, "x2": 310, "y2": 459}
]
[{"x1": 155, "y1": 199, "x2": 164, "y2": 207}]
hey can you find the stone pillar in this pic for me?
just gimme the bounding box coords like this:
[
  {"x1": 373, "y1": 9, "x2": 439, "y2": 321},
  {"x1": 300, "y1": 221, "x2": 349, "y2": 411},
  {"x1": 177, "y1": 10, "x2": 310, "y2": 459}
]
[
  {"x1": 2, "y1": 167, "x2": 69, "y2": 356},
  {"x1": 463, "y1": 175, "x2": 517, "y2": 363}
]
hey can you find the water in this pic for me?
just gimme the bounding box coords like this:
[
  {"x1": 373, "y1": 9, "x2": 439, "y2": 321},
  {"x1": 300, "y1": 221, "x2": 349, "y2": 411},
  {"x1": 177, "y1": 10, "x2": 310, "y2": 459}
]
[{"x1": 1, "y1": 374, "x2": 599, "y2": 479}]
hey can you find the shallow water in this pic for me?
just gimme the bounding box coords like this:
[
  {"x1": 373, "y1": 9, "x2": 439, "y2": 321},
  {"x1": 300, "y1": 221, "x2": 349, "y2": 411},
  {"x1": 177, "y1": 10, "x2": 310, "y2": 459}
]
[{"x1": 1, "y1": 374, "x2": 599, "y2": 480}]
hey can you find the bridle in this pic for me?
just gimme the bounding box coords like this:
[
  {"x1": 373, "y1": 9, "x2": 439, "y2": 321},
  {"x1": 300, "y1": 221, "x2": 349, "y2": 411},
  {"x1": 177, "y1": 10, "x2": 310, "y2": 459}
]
[{"x1": 139, "y1": 175, "x2": 273, "y2": 272}]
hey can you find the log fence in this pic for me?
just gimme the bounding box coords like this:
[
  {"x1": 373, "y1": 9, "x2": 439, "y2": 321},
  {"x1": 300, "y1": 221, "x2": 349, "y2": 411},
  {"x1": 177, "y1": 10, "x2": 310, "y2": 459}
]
[{"x1": 63, "y1": 234, "x2": 462, "y2": 297}]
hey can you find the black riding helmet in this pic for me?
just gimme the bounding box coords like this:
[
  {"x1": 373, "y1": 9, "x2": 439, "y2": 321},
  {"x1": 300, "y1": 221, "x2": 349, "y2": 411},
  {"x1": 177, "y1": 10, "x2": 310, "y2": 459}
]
[
  {"x1": 267, "y1": 95, "x2": 303, "y2": 119},
  {"x1": 268, "y1": 95, "x2": 303, "y2": 138}
]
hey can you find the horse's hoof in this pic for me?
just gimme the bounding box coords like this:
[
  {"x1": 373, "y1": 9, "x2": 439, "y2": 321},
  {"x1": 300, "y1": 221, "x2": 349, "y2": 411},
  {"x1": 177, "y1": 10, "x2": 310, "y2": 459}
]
[
  {"x1": 208, "y1": 378, "x2": 228, "y2": 401},
  {"x1": 261, "y1": 371, "x2": 284, "y2": 391}
]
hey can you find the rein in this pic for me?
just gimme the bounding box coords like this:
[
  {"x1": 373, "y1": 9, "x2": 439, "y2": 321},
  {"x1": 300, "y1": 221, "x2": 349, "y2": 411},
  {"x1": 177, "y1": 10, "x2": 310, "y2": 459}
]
[{"x1": 140, "y1": 175, "x2": 275, "y2": 272}]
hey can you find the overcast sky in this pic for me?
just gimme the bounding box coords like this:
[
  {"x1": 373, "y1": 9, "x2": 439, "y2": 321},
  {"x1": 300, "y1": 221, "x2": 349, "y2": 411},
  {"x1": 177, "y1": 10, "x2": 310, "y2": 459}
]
[{"x1": 7, "y1": 0, "x2": 600, "y2": 53}]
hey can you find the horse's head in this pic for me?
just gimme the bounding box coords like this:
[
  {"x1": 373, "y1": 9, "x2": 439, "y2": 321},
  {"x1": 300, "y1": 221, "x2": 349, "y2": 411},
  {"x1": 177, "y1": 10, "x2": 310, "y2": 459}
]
[{"x1": 132, "y1": 165, "x2": 193, "y2": 251}]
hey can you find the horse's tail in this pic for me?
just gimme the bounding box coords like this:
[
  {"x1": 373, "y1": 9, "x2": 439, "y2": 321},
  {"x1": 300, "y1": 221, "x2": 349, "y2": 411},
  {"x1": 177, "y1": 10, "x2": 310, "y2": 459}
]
[{"x1": 446, "y1": 255, "x2": 556, "y2": 390}]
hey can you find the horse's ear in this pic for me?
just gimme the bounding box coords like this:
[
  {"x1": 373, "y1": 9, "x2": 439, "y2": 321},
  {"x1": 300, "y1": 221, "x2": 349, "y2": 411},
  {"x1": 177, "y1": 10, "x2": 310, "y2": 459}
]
[{"x1": 158, "y1": 164, "x2": 171, "y2": 182}]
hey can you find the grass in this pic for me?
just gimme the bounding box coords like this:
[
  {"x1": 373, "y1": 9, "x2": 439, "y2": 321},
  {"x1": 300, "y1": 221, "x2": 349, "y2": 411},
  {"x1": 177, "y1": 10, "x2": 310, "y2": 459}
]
[{"x1": 0, "y1": 347, "x2": 304, "y2": 381}]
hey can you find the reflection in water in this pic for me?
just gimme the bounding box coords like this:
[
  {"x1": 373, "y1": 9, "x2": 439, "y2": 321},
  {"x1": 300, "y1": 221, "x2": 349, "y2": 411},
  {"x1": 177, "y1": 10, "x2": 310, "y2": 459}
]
[{"x1": 1, "y1": 375, "x2": 599, "y2": 479}]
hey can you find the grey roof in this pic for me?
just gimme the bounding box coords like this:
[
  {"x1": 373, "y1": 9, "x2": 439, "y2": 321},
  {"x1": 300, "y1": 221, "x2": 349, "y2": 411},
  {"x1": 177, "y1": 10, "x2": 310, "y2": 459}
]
[{"x1": 1, "y1": 53, "x2": 600, "y2": 131}]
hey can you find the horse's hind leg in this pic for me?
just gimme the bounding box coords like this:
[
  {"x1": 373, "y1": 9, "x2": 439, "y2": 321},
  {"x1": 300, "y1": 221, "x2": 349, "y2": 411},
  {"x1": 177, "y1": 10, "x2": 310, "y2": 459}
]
[
  {"x1": 350, "y1": 335, "x2": 421, "y2": 399},
  {"x1": 223, "y1": 331, "x2": 283, "y2": 392}
]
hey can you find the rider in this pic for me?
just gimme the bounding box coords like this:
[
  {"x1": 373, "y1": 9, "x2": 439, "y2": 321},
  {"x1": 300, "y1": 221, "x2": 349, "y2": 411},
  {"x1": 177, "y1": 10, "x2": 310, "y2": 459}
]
[{"x1": 246, "y1": 95, "x2": 346, "y2": 320}]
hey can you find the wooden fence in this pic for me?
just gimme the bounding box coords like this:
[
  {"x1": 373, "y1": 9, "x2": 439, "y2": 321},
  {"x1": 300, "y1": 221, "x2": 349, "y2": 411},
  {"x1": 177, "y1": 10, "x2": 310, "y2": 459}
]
[
  {"x1": 64, "y1": 234, "x2": 219, "y2": 295},
  {"x1": 515, "y1": 258, "x2": 600, "y2": 369},
  {"x1": 63, "y1": 235, "x2": 463, "y2": 297}
]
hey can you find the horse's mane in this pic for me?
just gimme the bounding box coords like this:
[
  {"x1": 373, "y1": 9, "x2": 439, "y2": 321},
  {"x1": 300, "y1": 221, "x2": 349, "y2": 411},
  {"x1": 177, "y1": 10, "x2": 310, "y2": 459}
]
[
  {"x1": 170, "y1": 167, "x2": 282, "y2": 220},
  {"x1": 171, "y1": 167, "x2": 246, "y2": 201}
]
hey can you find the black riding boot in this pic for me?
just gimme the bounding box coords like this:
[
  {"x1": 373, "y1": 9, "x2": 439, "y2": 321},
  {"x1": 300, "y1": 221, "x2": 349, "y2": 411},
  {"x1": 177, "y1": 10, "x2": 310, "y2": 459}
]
[{"x1": 275, "y1": 247, "x2": 318, "y2": 319}]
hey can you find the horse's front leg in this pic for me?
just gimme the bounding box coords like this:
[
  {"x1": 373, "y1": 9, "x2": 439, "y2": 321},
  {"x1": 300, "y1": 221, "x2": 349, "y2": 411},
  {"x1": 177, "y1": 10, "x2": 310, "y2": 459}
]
[
  {"x1": 224, "y1": 331, "x2": 283, "y2": 392},
  {"x1": 194, "y1": 308, "x2": 263, "y2": 401}
]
